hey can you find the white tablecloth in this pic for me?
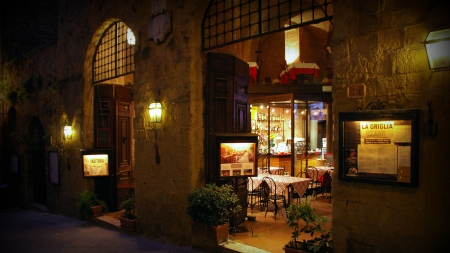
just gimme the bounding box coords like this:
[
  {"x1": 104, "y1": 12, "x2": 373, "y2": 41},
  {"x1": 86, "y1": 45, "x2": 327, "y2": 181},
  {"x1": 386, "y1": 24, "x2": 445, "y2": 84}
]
[
  {"x1": 249, "y1": 174, "x2": 312, "y2": 197},
  {"x1": 306, "y1": 166, "x2": 334, "y2": 181}
]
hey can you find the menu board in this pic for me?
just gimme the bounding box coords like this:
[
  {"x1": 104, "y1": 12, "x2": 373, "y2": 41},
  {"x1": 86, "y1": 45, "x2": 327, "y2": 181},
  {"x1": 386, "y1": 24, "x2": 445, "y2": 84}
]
[
  {"x1": 96, "y1": 128, "x2": 110, "y2": 147},
  {"x1": 216, "y1": 133, "x2": 258, "y2": 179},
  {"x1": 81, "y1": 150, "x2": 110, "y2": 177},
  {"x1": 49, "y1": 151, "x2": 60, "y2": 185},
  {"x1": 339, "y1": 109, "x2": 419, "y2": 187}
]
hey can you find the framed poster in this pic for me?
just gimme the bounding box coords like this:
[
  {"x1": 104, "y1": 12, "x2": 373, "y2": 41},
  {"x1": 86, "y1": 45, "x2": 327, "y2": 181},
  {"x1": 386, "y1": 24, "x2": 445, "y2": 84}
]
[
  {"x1": 11, "y1": 154, "x2": 19, "y2": 173},
  {"x1": 96, "y1": 128, "x2": 110, "y2": 147},
  {"x1": 81, "y1": 149, "x2": 110, "y2": 177},
  {"x1": 48, "y1": 151, "x2": 60, "y2": 185},
  {"x1": 216, "y1": 133, "x2": 258, "y2": 179},
  {"x1": 339, "y1": 109, "x2": 420, "y2": 187}
]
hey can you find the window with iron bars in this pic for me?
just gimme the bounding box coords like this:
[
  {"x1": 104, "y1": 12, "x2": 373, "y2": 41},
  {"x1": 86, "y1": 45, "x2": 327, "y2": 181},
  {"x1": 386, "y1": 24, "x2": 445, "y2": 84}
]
[
  {"x1": 202, "y1": 0, "x2": 333, "y2": 51},
  {"x1": 93, "y1": 21, "x2": 135, "y2": 84}
]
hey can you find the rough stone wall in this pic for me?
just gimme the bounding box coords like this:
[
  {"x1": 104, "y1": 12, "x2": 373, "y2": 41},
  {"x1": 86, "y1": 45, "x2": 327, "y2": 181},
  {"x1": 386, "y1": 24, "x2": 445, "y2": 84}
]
[
  {"x1": 2, "y1": 0, "x2": 208, "y2": 244},
  {"x1": 331, "y1": 0, "x2": 450, "y2": 252}
]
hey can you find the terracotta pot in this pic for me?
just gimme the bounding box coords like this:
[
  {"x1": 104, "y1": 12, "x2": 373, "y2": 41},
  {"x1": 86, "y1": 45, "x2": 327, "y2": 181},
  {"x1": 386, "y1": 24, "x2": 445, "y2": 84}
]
[
  {"x1": 119, "y1": 216, "x2": 137, "y2": 231},
  {"x1": 191, "y1": 221, "x2": 229, "y2": 244},
  {"x1": 283, "y1": 246, "x2": 310, "y2": 253},
  {"x1": 90, "y1": 205, "x2": 103, "y2": 216}
]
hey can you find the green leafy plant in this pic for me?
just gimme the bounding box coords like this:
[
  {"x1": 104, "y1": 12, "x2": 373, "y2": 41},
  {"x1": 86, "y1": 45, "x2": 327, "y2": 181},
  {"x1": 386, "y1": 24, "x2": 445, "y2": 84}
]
[
  {"x1": 77, "y1": 190, "x2": 108, "y2": 220},
  {"x1": 121, "y1": 196, "x2": 136, "y2": 219},
  {"x1": 186, "y1": 184, "x2": 242, "y2": 227},
  {"x1": 285, "y1": 201, "x2": 333, "y2": 253}
]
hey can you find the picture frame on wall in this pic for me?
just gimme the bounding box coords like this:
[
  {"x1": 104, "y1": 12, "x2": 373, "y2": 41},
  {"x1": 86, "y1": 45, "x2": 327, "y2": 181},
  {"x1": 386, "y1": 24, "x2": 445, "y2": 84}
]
[
  {"x1": 48, "y1": 151, "x2": 60, "y2": 185},
  {"x1": 11, "y1": 154, "x2": 18, "y2": 173}
]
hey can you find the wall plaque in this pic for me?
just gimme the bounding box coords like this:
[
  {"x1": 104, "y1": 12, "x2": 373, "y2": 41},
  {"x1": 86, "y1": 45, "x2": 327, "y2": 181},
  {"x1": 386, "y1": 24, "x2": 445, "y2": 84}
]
[{"x1": 347, "y1": 83, "x2": 366, "y2": 98}]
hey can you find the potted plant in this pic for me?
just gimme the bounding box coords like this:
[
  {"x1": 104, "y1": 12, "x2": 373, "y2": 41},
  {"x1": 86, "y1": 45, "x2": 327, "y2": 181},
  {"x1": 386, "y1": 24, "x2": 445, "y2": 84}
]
[
  {"x1": 119, "y1": 196, "x2": 136, "y2": 231},
  {"x1": 77, "y1": 190, "x2": 108, "y2": 220},
  {"x1": 186, "y1": 183, "x2": 242, "y2": 244},
  {"x1": 283, "y1": 201, "x2": 333, "y2": 253}
]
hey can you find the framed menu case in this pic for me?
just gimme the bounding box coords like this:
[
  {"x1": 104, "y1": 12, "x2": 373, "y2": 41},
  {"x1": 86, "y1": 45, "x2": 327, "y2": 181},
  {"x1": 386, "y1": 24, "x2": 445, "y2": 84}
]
[
  {"x1": 216, "y1": 133, "x2": 258, "y2": 179},
  {"x1": 339, "y1": 109, "x2": 420, "y2": 187},
  {"x1": 81, "y1": 149, "x2": 110, "y2": 177}
]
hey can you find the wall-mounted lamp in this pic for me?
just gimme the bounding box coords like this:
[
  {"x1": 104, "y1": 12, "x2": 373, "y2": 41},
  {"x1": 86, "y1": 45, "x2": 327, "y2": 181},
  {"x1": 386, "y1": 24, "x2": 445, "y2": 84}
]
[
  {"x1": 149, "y1": 101, "x2": 162, "y2": 123},
  {"x1": 424, "y1": 28, "x2": 450, "y2": 71},
  {"x1": 64, "y1": 120, "x2": 73, "y2": 140},
  {"x1": 127, "y1": 28, "x2": 136, "y2": 45}
]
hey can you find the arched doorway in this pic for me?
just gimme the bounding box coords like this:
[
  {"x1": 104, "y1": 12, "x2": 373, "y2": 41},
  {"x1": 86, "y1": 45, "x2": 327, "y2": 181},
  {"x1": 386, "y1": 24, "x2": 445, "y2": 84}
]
[
  {"x1": 84, "y1": 20, "x2": 136, "y2": 211},
  {"x1": 27, "y1": 117, "x2": 46, "y2": 205}
]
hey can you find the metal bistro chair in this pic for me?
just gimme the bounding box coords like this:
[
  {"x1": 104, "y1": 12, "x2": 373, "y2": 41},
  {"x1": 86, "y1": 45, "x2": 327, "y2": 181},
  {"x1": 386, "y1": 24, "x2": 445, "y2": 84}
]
[
  {"x1": 274, "y1": 164, "x2": 286, "y2": 175},
  {"x1": 262, "y1": 176, "x2": 287, "y2": 220},
  {"x1": 321, "y1": 171, "x2": 332, "y2": 202},
  {"x1": 261, "y1": 154, "x2": 270, "y2": 174},
  {"x1": 247, "y1": 177, "x2": 262, "y2": 213},
  {"x1": 305, "y1": 166, "x2": 321, "y2": 199}
]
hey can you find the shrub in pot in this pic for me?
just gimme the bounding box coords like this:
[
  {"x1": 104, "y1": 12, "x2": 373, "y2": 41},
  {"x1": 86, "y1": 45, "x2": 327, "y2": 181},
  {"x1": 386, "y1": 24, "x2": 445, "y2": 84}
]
[
  {"x1": 284, "y1": 201, "x2": 333, "y2": 253},
  {"x1": 77, "y1": 190, "x2": 108, "y2": 220},
  {"x1": 119, "y1": 196, "x2": 136, "y2": 231},
  {"x1": 186, "y1": 184, "x2": 242, "y2": 243}
]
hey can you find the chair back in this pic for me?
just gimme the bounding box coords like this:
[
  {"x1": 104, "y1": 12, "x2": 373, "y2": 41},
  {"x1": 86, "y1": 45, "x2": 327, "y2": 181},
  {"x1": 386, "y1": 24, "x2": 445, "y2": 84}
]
[
  {"x1": 322, "y1": 171, "x2": 332, "y2": 187},
  {"x1": 295, "y1": 170, "x2": 307, "y2": 178},
  {"x1": 247, "y1": 177, "x2": 259, "y2": 192},
  {"x1": 275, "y1": 164, "x2": 286, "y2": 175},
  {"x1": 262, "y1": 176, "x2": 278, "y2": 196},
  {"x1": 306, "y1": 166, "x2": 318, "y2": 181},
  {"x1": 259, "y1": 154, "x2": 271, "y2": 174}
]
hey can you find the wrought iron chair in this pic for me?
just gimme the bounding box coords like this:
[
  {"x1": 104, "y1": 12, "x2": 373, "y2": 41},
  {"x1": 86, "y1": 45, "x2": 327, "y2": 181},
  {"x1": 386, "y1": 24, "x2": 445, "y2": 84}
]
[
  {"x1": 247, "y1": 177, "x2": 262, "y2": 213},
  {"x1": 262, "y1": 176, "x2": 287, "y2": 220},
  {"x1": 305, "y1": 166, "x2": 321, "y2": 199},
  {"x1": 321, "y1": 171, "x2": 332, "y2": 202}
]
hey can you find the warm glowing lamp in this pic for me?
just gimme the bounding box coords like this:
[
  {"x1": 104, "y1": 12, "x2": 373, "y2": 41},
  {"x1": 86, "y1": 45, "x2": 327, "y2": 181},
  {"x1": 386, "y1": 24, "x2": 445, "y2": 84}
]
[
  {"x1": 149, "y1": 101, "x2": 162, "y2": 123},
  {"x1": 127, "y1": 28, "x2": 136, "y2": 45},
  {"x1": 64, "y1": 124, "x2": 73, "y2": 140},
  {"x1": 424, "y1": 28, "x2": 450, "y2": 71}
]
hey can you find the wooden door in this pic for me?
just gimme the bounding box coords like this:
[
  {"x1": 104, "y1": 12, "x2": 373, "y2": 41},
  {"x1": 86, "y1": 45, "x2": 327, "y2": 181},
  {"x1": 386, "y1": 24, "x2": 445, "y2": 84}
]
[
  {"x1": 94, "y1": 85, "x2": 133, "y2": 211},
  {"x1": 116, "y1": 98, "x2": 134, "y2": 207},
  {"x1": 205, "y1": 52, "x2": 250, "y2": 225}
]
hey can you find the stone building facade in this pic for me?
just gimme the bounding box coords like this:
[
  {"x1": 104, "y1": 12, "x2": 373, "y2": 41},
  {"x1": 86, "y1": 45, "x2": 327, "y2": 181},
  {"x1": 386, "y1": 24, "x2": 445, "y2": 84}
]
[{"x1": 1, "y1": 0, "x2": 449, "y2": 252}]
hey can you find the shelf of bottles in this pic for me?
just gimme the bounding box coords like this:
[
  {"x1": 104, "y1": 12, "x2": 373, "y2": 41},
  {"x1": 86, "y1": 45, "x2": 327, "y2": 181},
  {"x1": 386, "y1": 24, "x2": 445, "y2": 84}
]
[{"x1": 251, "y1": 105, "x2": 291, "y2": 155}]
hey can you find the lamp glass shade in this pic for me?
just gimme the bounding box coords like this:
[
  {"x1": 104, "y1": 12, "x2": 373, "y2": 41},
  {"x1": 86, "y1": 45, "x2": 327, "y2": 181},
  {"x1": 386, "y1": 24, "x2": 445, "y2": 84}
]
[
  {"x1": 64, "y1": 125, "x2": 73, "y2": 139},
  {"x1": 149, "y1": 102, "x2": 162, "y2": 123},
  {"x1": 127, "y1": 28, "x2": 136, "y2": 45},
  {"x1": 425, "y1": 29, "x2": 450, "y2": 70}
]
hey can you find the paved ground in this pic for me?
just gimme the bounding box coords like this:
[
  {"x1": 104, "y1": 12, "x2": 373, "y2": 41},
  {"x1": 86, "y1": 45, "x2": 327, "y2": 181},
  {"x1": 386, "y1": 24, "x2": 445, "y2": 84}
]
[{"x1": 0, "y1": 208, "x2": 207, "y2": 253}]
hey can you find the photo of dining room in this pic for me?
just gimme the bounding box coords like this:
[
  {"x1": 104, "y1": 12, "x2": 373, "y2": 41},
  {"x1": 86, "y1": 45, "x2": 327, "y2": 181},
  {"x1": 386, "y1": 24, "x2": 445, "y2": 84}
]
[{"x1": 219, "y1": 142, "x2": 257, "y2": 178}]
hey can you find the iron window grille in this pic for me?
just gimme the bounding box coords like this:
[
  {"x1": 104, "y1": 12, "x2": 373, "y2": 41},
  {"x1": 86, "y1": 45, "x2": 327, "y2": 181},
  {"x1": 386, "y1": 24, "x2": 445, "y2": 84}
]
[
  {"x1": 93, "y1": 21, "x2": 135, "y2": 84},
  {"x1": 202, "y1": 0, "x2": 333, "y2": 51}
]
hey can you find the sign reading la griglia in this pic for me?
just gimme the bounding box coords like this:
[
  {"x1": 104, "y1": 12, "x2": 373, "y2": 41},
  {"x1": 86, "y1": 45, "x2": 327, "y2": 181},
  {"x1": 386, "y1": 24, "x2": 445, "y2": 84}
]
[{"x1": 360, "y1": 121, "x2": 395, "y2": 143}]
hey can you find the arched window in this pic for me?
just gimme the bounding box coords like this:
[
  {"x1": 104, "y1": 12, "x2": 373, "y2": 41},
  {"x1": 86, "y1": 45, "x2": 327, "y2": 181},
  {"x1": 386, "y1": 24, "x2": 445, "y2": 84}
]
[
  {"x1": 93, "y1": 21, "x2": 135, "y2": 84},
  {"x1": 202, "y1": 0, "x2": 333, "y2": 51}
]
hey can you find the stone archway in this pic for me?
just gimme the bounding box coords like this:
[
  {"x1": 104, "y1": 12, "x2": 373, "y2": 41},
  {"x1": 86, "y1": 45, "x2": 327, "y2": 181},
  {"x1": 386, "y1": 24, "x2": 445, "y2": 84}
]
[{"x1": 27, "y1": 117, "x2": 46, "y2": 205}]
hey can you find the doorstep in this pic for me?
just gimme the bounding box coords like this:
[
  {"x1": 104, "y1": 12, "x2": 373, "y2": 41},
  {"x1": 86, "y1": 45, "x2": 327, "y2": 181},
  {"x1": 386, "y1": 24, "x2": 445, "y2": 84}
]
[
  {"x1": 92, "y1": 210, "x2": 138, "y2": 236},
  {"x1": 192, "y1": 235, "x2": 270, "y2": 253}
]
